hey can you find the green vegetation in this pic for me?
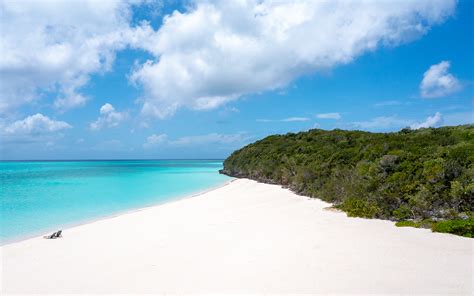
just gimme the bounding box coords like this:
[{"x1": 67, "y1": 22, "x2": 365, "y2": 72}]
[
  {"x1": 395, "y1": 218, "x2": 474, "y2": 237},
  {"x1": 431, "y1": 218, "x2": 474, "y2": 237},
  {"x1": 395, "y1": 220, "x2": 420, "y2": 227},
  {"x1": 221, "y1": 125, "x2": 474, "y2": 237}
]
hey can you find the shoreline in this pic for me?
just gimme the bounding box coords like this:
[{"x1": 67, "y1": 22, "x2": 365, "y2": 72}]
[
  {"x1": 1, "y1": 178, "x2": 235, "y2": 246},
  {"x1": 3, "y1": 176, "x2": 463, "y2": 247},
  {"x1": 2, "y1": 178, "x2": 472, "y2": 294}
]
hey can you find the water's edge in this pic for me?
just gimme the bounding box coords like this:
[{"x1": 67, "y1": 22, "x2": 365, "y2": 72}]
[{"x1": 1, "y1": 178, "x2": 236, "y2": 246}]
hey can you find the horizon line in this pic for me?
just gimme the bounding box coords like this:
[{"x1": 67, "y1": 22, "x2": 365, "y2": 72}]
[{"x1": 0, "y1": 158, "x2": 226, "y2": 162}]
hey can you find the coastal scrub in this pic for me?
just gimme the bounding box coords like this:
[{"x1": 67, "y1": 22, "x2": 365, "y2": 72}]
[{"x1": 221, "y1": 125, "x2": 474, "y2": 237}]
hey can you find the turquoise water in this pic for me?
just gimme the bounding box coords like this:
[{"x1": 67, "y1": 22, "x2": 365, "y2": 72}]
[{"x1": 0, "y1": 160, "x2": 230, "y2": 244}]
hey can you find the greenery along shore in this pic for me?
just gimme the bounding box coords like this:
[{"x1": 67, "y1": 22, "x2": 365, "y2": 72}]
[{"x1": 220, "y1": 125, "x2": 474, "y2": 237}]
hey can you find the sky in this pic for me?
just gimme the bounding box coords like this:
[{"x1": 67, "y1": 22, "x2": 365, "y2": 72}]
[{"x1": 0, "y1": 0, "x2": 472, "y2": 160}]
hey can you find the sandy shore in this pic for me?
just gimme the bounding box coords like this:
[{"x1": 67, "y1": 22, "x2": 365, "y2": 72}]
[{"x1": 1, "y1": 179, "x2": 472, "y2": 294}]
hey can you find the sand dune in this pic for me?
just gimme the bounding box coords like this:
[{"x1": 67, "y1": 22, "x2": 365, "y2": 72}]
[{"x1": 1, "y1": 179, "x2": 472, "y2": 294}]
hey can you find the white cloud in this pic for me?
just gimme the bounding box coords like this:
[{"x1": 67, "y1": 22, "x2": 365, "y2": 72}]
[
  {"x1": 3, "y1": 113, "x2": 72, "y2": 135},
  {"x1": 90, "y1": 103, "x2": 128, "y2": 130},
  {"x1": 131, "y1": 0, "x2": 456, "y2": 118},
  {"x1": 143, "y1": 133, "x2": 168, "y2": 149},
  {"x1": 142, "y1": 132, "x2": 251, "y2": 149},
  {"x1": 420, "y1": 61, "x2": 461, "y2": 98},
  {"x1": 53, "y1": 92, "x2": 89, "y2": 112},
  {"x1": 352, "y1": 116, "x2": 410, "y2": 130},
  {"x1": 224, "y1": 106, "x2": 240, "y2": 113},
  {"x1": 373, "y1": 100, "x2": 403, "y2": 107},
  {"x1": 218, "y1": 106, "x2": 240, "y2": 117},
  {"x1": 410, "y1": 112, "x2": 443, "y2": 129},
  {"x1": 283, "y1": 117, "x2": 310, "y2": 122},
  {"x1": 316, "y1": 113, "x2": 341, "y2": 120},
  {"x1": 257, "y1": 117, "x2": 310, "y2": 122},
  {"x1": 0, "y1": 0, "x2": 156, "y2": 112},
  {"x1": 0, "y1": 0, "x2": 458, "y2": 117},
  {"x1": 352, "y1": 112, "x2": 444, "y2": 131},
  {"x1": 100, "y1": 103, "x2": 115, "y2": 114},
  {"x1": 170, "y1": 133, "x2": 251, "y2": 146}
]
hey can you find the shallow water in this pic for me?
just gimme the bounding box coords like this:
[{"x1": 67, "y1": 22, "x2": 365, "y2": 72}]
[{"x1": 0, "y1": 160, "x2": 230, "y2": 243}]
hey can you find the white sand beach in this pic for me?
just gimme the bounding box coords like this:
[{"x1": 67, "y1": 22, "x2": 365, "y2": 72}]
[{"x1": 1, "y1": 178, "x2": 472, "y2": 294}]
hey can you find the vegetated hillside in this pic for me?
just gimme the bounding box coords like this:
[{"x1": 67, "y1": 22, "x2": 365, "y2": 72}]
[{"x1": 221, "y1": 125, "x2": 474, "y2": 237}]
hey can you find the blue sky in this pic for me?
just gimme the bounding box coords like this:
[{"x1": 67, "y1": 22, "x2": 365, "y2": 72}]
[{"x1": 0, "y1": 0, "x2": 472, "y2": 160}]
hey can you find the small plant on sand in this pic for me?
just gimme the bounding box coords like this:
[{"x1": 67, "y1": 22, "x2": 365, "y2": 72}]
[{"x1": 395, "y1": 221, "x2": 419, "y2": 228}]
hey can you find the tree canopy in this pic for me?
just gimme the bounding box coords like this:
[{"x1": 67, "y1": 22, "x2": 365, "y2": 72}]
[{"x1": 221, "y1": 125, "x2": 474, "y2": 237}]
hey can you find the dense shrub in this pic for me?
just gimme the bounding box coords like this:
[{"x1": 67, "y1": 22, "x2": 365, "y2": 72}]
[
  {"x1": 431, "y1": 218, "x2": 474, "y2": 237},
  {"x1": 221, "y1": 125, "x2": 474, "y2": 237},
  {"x1": 336, "y1": 198, "x2": 380, "y2": 218}
]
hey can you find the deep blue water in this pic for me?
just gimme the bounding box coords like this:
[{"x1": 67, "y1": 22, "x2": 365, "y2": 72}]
[{"x1": 0, "y1": 160, "x2": 230, "y2": 244}]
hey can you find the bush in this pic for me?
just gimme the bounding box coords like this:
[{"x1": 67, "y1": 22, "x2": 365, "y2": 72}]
[
  {"x1": 431, "y1": 218, "x2": 474, "y2": 238},
  {"x1": 395, "y1": 221, "x2": 419, "y2": 227},
  {"x1": 393, "y1": 205, "x2": 412, "y2": 220},
  {"x1": 336, "y1": 198, "x2": 380, "y2": 218}
]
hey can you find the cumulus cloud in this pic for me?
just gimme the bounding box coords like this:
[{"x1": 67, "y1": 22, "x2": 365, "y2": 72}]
[
  {"x1": 53, "y1": 92, "x2": 89, "y2": 111},
  {"x1": 0, "y1": 113, "x2": 72, "y2": 147},
  {"x1": 130, "y1": 0, "x2": 456, "y2": 118},
  {"x1": 420, "y1": 61, "x2": 461, "y2": 98},
  {"x1": 0, "y1": 0, "x2": 156, "y2": 112},
  {"x1": 90, "y1": 103, "x2": 128, "y2": 130},
  {"x1": 3, "y1": 113, "x2": 72, "y2": 135},
  {"x1": 410, "y1": 112, "x2": 443, "y2": 129},
  {"x1": 257, "y1": 117, "x2": 310, "y2": 123},
  {"x1": 143, "y1": 133, "x2": 168, "y2": 149},
  {"x1": 0, "y1": 0, "x2": 458, "y2": 117},
  {"x1": 316, "y1": 113, "x2": 341, "y2": 120}
]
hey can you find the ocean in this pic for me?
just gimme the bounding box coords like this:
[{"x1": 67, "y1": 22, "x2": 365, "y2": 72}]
[{"x1": 0, "y1": 160, "x2": 231, "y2": 244}]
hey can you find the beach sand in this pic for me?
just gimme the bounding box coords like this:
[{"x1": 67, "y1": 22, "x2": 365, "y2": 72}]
[{"x1": 1, "y1": 179, "x2": 472, "y2": 294}]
